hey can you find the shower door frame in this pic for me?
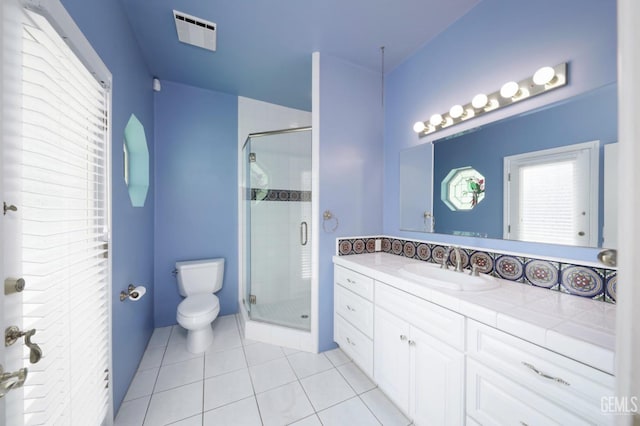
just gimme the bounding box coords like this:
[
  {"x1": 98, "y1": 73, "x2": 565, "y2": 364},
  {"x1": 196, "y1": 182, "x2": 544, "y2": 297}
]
[{"x1": 238, "y1": 126, "x2": 319, "y2": 352}]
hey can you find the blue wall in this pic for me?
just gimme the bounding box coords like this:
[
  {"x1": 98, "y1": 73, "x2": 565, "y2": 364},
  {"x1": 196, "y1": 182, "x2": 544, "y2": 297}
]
[
  {"x1": 433, "y1": 84, "x2": 617, "y2": 243},
  {"x1": 61, "y1": 0, "x2": 155, "y2": 414},
  {"x1": 384, "y1": 0, "x2": 617, "y2": 261},
  {"x1": 153, "y1": 81, "x2": 238, "y2": 327},
  {"x1": 318, "y1": 54, "x2": 384, "y2": 350}
]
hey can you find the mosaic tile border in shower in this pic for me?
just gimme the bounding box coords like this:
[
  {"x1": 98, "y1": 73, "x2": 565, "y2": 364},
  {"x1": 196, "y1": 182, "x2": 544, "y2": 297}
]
[
  {"x1": 336, "y1": 236, "x2": 617, "y2": 304},
  {"x1": 250, "y1": 188, "x2": 311, "y2": 202}
]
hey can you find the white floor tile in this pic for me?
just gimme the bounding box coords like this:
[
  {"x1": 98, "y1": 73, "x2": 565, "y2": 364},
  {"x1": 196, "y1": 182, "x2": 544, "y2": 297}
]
[
  {"x1": 204, "y1": 346, "x2": 247, "y2": 378},
  {"x1": 300, "y1": 368, "x2": 356, "y2": 411},
  {"x1": 167, "y1": 414, "x2": 202, "y2": 426},
  {"x1": 244, "y1": 342, "x2": 285, "y2": 366},
  {"x1": 213, "y1": 314, "x2": 239, "y2": 332},
  {"x1": 163, "y1": 341, "x2": 205, "y2": 365},
  {"x1": 203, "y1": 368, "x2": 254, "y2": 411},
  {"x1": 283, "y1": 346, "x2": 301, "y2": 356},
  {"x1": 337, "y1": 362, "x2": 376, "y2": 394},
  {"x1": 115, "y1": 396, "x2": 150, "y2": 426},
  {"x1": 167, "y1": 325, "x2": 189, "y2": 347},
  {"x1": 124, "y1": 368, "x2": 159, "y2": 401},
  {"x1": 287, "y1": 351, "x2": 333, "y2": 379},
  {"x1": 289, "y1": 414, "x2": 322, "y2": 426},
  {"x1": 203, "y1": 396, "x2": 262, "y2": 426},
  {"x1": 209, "y1": 323, "x2": 242, "y2": 353},
  {"x1": 139, "y1": 346, "x2": 166, "y2": 370},
  {"x1": 148, "y1": 326, "x2": 172, "y2": 348},
  {"x1": 324, "y1": 348, "x2": 351, "y2": 367},
  {"x1": 360, "y1": 388, "x2": 411, "y2": 426},
  {"x1": 318, "y1": 396, "x2": 381, "y2": 426},
  {"x1": 144, "y1": 382, "x2": 203, "y2": 426},
  {"x1": 249, "y1": 357, "x2": 297, "y2": 393},
  {"x1": 255, "y1": 381, "x2": 314, "y2": 426},
  {"x1": 155, "y1": 357, "x2": 204, "y2": 393}
]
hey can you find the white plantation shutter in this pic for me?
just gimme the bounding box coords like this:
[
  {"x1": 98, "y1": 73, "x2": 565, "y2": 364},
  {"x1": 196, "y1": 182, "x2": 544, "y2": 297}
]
[
  {"x1": 518, "y1": 160, "x2": 577, "y2": 244},
  {"x1": 18, "y1": 7, "x2": 111, "y2": 426},
  {"x1": 504, "y1": 141, "x2": 598, "y2": 247}
]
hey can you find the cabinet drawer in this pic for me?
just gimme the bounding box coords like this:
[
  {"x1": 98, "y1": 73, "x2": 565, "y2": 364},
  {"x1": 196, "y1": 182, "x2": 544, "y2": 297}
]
[
  {"x1": 375, "y1": 281, "x2": 465, "y2": 350},
  {"x1": 467, "y1": 358, "x2": 595, "y2": 425},
  {"x1": 467, "y1": 320, "x2": 614, "y2": 425},
  {"x1": 334, "y1": 266, "x2": 374, "y2": 301},
  {"x1": 335, "y1": 285, "x2": 373, "y2": 337},
  {"x1": 334, "y1": 314, "x2": 373, "y2": 377}
]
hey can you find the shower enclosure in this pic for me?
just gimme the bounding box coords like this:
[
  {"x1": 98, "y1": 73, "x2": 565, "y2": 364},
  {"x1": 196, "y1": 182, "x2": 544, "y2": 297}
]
[{"x1": 242, "y1": 127, "x2": 312, "y2": 331}]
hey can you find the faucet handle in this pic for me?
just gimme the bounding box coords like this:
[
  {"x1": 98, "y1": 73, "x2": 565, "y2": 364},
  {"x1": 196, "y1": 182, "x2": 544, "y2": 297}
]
[
  {"x1": 440, "y1": 247, "x2": 451, "y2": 269},
  {"x1": 469, "y1": 264, "x2": 480, "y2": 276}
]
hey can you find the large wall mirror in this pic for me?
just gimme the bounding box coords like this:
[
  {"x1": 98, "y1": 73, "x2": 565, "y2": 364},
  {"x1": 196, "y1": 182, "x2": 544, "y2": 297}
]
[{"x1": 400, "y1": 83, "x2": 617, "y2": 249}]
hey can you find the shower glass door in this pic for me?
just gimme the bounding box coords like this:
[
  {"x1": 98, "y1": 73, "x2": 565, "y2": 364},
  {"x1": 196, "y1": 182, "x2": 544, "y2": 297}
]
[{"x1": 242, "y1": 127, "x2": 312, "y2": 331}]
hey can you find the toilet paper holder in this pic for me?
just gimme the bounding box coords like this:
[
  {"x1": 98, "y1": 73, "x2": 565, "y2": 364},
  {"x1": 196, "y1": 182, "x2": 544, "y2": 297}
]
[{"x1": 120, "y1": 284, "x2": 146, "y2": 302}]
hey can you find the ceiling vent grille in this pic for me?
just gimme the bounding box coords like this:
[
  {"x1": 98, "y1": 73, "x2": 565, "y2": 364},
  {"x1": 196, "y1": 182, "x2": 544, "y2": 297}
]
[{"x1": 173, "y1": 10, "x2": 217, "y2": 52}]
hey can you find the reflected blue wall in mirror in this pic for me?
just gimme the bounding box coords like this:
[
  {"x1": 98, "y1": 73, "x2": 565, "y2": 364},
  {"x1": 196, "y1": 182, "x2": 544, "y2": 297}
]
[
  {"x1": 433, "y1": 84, "x2": 617, "y2": 246},
  {"x1": 124, "y1": 113, "x2": 150, "y2": 207}
]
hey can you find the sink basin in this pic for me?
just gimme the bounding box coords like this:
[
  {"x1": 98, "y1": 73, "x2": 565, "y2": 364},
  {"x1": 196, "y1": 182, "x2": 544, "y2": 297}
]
[{"x1": 399, "y1": 262, "x2": 500, "y2": 291}]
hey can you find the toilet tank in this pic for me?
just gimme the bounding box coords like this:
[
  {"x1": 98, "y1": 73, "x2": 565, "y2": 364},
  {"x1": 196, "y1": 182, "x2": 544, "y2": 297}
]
[{"x1": 175, "y1": 258, "x2": 225, "y2": 296}]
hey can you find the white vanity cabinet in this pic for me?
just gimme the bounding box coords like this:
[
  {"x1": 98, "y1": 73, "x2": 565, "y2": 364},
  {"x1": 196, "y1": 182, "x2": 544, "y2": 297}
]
[
  {"x1": 333, "y1": 265, "x2": 374, "y2": 376},
  {"x1": 373, "y1": 281, "x2": 465, "y2": 426},
  {"x1": 466, "y1": 320, "x2": 615, "y2": 425}
]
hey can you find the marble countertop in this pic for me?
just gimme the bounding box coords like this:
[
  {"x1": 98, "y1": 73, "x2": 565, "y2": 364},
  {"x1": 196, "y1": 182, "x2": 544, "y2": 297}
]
[{"x1": 333, "y1": 252, "x2": 616, "y2": 375}]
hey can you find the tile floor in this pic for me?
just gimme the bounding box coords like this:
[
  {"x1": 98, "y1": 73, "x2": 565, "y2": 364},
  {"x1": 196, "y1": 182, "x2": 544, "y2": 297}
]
[{"x1": 115, "y1": 314, "x2": 411, "y2": 426}]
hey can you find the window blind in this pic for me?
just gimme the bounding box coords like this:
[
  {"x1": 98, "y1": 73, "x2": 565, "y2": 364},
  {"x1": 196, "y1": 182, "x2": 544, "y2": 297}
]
[
  {"x1": 518, "y1": 160, "x2": 578, "y2": 245},
  {"x1": 19, "y1": 9, "x2": 110, "y2": 426}
]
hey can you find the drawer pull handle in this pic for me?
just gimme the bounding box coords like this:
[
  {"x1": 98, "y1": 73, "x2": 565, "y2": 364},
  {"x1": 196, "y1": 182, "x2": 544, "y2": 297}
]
[
  {"x1": 520, "y1": 422, "x2": 529, "y2": 426},
  {"x1": 521, "y1": 362, "x2": 570, "y2": 386},
  {"x1": 399, "y1": 335, "x2": 407, "y2": 341},
  {"x1": 408, "y1": 340, "x2": 416, "y2": 346},
  {"x1": 346, "y1": 278, "x2": 356, "y2": 284},
  {"x1": 346, "y1": 305, "x2": 355, "y2": 312},
  {"x1": 346, "y1": 337, "x2": 356, "y2": 346}
]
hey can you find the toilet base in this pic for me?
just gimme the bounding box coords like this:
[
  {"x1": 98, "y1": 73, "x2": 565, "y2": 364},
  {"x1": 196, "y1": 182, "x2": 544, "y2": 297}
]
[{"x1": 185, "y1": 325, "x2": 214, "y2": 353}]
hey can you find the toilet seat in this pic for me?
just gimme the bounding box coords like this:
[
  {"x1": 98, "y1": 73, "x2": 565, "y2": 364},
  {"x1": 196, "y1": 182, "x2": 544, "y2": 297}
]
[{"x1": 177, "y1": 293, "x2": 220, "y2": 318}]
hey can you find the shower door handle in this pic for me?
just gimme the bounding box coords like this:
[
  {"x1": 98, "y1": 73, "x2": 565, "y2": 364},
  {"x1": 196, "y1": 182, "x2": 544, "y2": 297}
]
[{"x1": 300, "y1": 221, "x2": 308, "y2": 246}]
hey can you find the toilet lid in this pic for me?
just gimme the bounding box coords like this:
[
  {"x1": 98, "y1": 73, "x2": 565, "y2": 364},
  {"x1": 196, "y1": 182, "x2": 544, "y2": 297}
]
[{"x1": 178, "y1": 294, "x2": 219, "y2": 317}]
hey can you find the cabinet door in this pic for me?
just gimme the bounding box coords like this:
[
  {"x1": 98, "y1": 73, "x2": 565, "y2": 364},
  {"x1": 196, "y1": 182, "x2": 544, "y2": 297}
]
[
  {"x1": 410, "y1": 326, "x2": 464, "y2": 426},
  {"x1": 374, "y1": 306, "x2": 410, "y2": 413}
]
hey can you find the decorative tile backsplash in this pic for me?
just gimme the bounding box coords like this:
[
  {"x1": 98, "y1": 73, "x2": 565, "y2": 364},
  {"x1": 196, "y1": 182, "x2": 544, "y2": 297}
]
[
  {"x1": 337, "y1": 236, "x2": 616, "y2": 303},
  {"x1": 250, "y1": 188, "x2": 312, "y2": 202}
]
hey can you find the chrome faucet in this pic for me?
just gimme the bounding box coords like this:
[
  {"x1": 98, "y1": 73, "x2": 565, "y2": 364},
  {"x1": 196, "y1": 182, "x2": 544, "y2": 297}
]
[
  {"x1": 451, "y1": 246, "x2": 463, "y2": 272},
  {"x1": 440, "y1": 246, "x2": 451, "y2": 269}
]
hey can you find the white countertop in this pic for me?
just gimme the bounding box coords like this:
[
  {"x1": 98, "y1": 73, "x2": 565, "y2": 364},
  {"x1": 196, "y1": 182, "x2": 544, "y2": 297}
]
[{"x1": 333, "y1": 252, "x2": 616, "y2": 375}]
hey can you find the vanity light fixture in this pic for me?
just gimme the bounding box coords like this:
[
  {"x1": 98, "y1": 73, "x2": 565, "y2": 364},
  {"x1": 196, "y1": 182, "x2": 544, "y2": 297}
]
[
  {"x1": 533, "y1": 66, "x2": 556, "y2": 86},
  {"x1": 500, "y1": 81, "x2": 520, "y2": 98},
  {"x1": 449, "y1": 104, "x2": 465, "y2": 119},
  {"x1": 430, "y1": 113, "x2": 444, "y2": 126},
  {"x1": 471, "y1": 93, "x2": 488, "y2": 109},
  {"x1": 413, "y1": 62, "x2": 567, "y2": 137}
]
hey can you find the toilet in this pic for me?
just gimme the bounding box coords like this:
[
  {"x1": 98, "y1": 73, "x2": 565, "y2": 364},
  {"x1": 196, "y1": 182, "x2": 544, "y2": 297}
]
[{"x1": 175, "y1": 258, "x2": 224, "y2": 353}]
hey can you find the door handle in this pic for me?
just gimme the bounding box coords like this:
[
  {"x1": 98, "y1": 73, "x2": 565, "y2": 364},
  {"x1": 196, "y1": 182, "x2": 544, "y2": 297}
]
[
  {"x1": 300, "y1": 221, "x2": 308, "y2": 246},
  {"x1": 0, "y1": 364, "x2": 28, "y2": 398},
  {"x1": 5, "y1": 326, "x2": 43, "y2": 364}
]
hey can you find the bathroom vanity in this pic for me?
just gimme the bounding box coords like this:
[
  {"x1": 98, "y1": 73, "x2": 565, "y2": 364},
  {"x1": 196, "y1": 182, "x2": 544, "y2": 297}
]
[{"x1": 333, "y1": 252, "x2": 615, "y2": 425}]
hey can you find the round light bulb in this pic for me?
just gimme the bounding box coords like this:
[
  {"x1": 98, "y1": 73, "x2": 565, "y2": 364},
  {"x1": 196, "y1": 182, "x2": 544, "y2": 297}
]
[
  {"x1": 430, "y1": 114, "x2": 444, "y2": 126},
  {"x1": 533, "y1": 66, "x2": 555, "y2": 86},
  {"x1": 472, "y1": 93, "x2": 488, "y2": 109},
  {"x1": 500, "y1": 81, "x2": 520, "y2": 98},
  {"x1": 449, "y1": 104, "x2": 464, "y2": 119},
  {"x1": 413, "y1": 121, "x2": 426, "y2": 133}
]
